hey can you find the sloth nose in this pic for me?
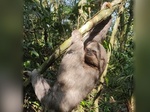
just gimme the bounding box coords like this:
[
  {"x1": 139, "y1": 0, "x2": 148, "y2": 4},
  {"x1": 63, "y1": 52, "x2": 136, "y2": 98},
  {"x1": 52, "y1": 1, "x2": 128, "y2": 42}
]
[{"x1": 86, "y1": 49, "x2": 92, "y2": 55}]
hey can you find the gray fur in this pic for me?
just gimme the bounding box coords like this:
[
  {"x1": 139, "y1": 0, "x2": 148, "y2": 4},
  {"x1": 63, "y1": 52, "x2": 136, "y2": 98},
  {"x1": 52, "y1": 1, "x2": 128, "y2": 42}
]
[{"x1": 28, "y1": 30, "x2": 107, "y2": 112}]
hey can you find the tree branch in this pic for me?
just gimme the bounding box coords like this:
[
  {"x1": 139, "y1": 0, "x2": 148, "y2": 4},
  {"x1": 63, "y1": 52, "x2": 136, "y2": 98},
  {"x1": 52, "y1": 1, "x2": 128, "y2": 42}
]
[
  {"x1": 23, "y1": 0, "x2": 123, "y2": 87},
  {"x1": 38, "y1": 0, "x2": 122, "y2": 74},
  {"x1": 93, "y1": 6, "x2": 122, "y2": 112}
]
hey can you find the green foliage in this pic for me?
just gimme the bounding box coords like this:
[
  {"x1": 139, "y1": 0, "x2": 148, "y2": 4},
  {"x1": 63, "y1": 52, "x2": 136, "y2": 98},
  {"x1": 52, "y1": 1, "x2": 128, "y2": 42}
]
[
  {"x1": 100, "y1": 39, "x2": 134, "y2": 111},
  {"x1": 23, "y1": 0, "x2": 84, "y2": 111},
  {"x1": 23, "y1": 0, "x2": 134, "y2": 112},
  {"x1": 98, "y1": 1, "x2": 134, "y2": 111}
]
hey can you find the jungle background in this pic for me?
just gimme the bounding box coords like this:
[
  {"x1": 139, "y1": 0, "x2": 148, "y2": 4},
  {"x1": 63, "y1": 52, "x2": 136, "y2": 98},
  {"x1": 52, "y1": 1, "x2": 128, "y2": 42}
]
[{"x1": 23, "y1": 0, "x2": 134, "y2": 112}]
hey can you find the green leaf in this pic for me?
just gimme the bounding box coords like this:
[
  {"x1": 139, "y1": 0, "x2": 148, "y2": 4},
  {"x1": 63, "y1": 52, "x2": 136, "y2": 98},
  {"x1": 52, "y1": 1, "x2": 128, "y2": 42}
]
[
  {"x1": 105, "y1": 77, "x2": 109, "y2": 86},
  {"x1": 31, "y1": 50, "x2": 39, "y2": 57},
  {"x1": 80, "y1": 101, "x2": 86, "y2": 106},
  {"x1": 24, "y1": 60, "x2": 31, "y2": 68}
]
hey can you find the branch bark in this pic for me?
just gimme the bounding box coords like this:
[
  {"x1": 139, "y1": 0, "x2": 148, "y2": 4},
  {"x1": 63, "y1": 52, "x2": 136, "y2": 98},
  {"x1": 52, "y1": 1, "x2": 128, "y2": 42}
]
[
  {"x1": 23, "y1": 0, "x2": 123, "y2": 87},
  {"x1": 93, "y1": 5, "x2": 123, "y2": 112},
  {"x1": 38, "y1": 0, "x2": 122, "y2": 74}
]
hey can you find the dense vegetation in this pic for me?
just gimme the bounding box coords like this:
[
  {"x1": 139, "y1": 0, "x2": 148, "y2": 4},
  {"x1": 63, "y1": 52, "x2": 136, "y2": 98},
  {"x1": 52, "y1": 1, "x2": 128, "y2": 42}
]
[{"x1": 23, "y1": 0, "x2": 134, "y2": 111}]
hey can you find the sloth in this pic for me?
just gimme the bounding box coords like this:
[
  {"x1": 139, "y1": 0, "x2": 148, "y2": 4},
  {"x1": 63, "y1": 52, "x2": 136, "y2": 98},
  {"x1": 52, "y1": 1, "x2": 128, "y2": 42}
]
[{"x1": 28, "y1": 30, "x2": 107, "y2": 112}]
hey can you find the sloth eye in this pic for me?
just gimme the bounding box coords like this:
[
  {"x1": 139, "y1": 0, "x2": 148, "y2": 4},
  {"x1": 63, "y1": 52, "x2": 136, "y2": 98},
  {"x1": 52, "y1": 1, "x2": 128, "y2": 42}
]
[
  {"x1": 86, "y1": 49, "x2": 97, "y2": 56},
  {"x1": 87, "y1": 49, "x2": 91, "y2": 52},
  {"x1": 92, "y1": 50, "x2": 96, "y2": 55}
]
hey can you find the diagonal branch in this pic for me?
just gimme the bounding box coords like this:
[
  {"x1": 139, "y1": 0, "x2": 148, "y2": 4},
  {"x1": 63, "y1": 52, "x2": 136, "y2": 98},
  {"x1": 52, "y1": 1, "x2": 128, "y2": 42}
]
[
  {"x1": 38, "y1": 0, "x2": 122, "y2": 74},
  {"x1": 93, "y1": 5, "x2": 123, "y2": 112}
]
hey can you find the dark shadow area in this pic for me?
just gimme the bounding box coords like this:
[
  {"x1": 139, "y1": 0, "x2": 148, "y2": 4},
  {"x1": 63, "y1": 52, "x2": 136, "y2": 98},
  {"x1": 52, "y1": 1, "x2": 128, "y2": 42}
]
[{"x1": 84, "y1": 16, "x2": 112, "y2": 45}]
